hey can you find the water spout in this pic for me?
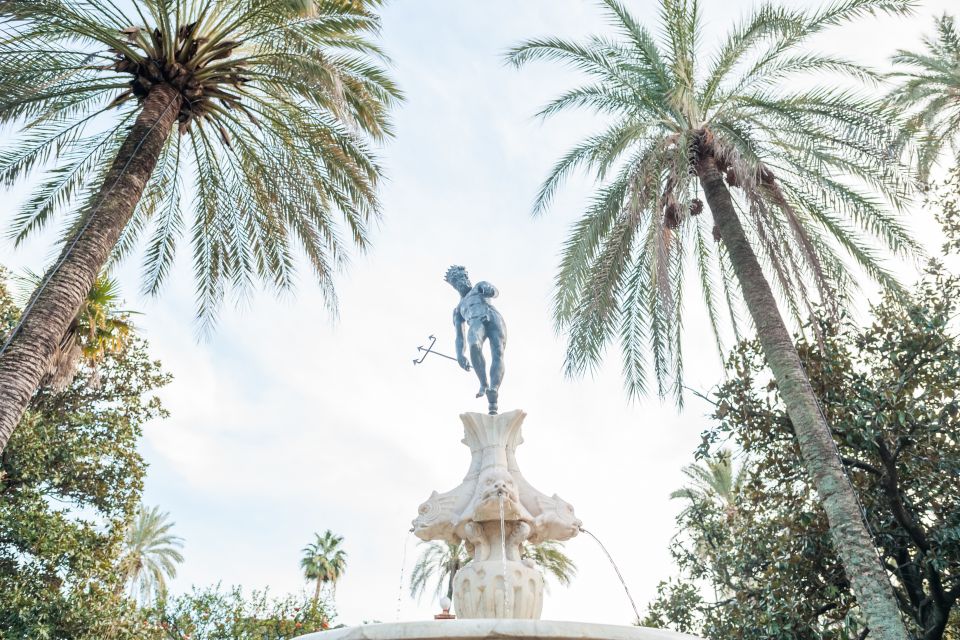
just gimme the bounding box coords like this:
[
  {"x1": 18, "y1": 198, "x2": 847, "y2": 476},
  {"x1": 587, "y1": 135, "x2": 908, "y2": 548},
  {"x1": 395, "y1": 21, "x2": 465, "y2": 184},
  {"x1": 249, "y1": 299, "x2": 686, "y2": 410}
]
[
  {"x1": 498, "y1": 490, "x2": 510, "y2": 617},
  {"x1": 580, "y1": 527, "x2": 641, "y2": 624}
]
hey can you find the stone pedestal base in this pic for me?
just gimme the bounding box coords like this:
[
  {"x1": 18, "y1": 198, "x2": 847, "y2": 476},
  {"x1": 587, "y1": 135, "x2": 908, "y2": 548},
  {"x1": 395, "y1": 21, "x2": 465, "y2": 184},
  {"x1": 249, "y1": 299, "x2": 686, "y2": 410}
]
[{"x1": 453, "y1": 560, "x2": 544, "y2": 619}]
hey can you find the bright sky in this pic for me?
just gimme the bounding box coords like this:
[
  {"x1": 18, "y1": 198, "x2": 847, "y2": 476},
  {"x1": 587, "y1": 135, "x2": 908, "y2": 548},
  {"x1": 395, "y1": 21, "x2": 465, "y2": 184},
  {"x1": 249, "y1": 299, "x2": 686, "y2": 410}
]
[{"x1": 1, "y1": 0, "x2": 955, "y2": 628}]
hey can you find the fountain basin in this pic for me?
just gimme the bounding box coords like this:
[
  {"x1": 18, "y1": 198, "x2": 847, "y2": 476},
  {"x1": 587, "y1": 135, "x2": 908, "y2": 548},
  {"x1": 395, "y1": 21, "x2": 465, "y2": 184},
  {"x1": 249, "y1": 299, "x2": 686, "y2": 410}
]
[{"x1": 297, "y1": 620, "x2": 700, "y2": 640}]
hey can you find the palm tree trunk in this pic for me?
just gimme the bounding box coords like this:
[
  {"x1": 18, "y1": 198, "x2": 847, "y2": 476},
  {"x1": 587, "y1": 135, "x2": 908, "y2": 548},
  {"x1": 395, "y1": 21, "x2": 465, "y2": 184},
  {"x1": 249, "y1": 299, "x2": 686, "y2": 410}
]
[
  {"x1": 313, "y1": 577, "x2": 322, "y2": 606},
  {"x1": 446, "y1": 560, "x2": 458, "y2": 602},
  {"x1": 0, "y1": 84, "x2": 181, "y2": 455},
  {"x1": 695, "y1": 153, "x2": 909, "y2": 640}
]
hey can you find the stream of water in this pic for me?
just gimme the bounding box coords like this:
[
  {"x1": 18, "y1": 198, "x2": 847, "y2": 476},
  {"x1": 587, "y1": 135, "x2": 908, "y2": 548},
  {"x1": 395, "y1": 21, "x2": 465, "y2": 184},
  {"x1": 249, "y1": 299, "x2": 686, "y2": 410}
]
[
  {"x1": 498, "y1": 491, "x2": 510, "y2": 617},
  {"x1": 396, "y1": 530, "x2": 412, "y2": 621},
  {"x1": 579, "y1": 527, "x2": 641, "y2": 624}
]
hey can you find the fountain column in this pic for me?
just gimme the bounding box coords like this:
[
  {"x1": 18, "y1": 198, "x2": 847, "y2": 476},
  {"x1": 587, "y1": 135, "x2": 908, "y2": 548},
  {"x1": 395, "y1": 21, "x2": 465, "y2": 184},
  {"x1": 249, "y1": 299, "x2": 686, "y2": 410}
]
[{"x1": 412, "y1": 410, "x2": 581, "y2": 619}]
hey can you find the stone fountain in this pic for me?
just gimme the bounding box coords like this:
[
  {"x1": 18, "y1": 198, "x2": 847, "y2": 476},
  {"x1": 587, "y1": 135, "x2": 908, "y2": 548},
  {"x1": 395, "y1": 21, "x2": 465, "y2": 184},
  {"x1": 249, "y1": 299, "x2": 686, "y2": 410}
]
[
  {"x1": 411, "y1": 409, "x2": 580, "y2": 619},
  {"x1": 298, "y1": 406, "x2": 701, "y2": 640},
  {"x1": 299, "y1": 266, "x2": 700, "y2": 640}
]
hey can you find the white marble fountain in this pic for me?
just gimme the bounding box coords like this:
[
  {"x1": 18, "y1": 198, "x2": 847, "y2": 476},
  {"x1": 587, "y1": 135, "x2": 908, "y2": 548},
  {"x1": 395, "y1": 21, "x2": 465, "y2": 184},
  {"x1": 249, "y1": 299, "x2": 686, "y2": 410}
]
[{"x1": 300, "y1": 409, "x2": 700, "y2": 640}]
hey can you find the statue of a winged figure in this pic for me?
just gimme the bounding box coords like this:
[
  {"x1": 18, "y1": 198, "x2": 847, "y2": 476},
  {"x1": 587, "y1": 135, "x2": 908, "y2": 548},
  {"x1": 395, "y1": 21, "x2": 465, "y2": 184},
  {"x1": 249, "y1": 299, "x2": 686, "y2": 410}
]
[{"x1": 445, "y1": 265, "x2": 507, "y2": 414}]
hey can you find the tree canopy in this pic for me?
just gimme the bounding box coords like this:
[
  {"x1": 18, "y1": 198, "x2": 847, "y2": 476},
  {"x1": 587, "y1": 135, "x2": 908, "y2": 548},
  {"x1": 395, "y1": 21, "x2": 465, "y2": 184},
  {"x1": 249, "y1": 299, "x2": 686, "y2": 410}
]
[{"x1": 0, "y1": 269, "x2": 171, "y2": 639}]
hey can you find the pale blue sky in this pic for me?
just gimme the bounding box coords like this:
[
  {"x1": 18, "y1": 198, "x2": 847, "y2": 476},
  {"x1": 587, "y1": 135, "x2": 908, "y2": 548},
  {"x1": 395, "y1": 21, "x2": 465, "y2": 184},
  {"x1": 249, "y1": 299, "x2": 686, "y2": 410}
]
[{"x1": 1, "y1": 0, "x2": 955, "y2": 627}]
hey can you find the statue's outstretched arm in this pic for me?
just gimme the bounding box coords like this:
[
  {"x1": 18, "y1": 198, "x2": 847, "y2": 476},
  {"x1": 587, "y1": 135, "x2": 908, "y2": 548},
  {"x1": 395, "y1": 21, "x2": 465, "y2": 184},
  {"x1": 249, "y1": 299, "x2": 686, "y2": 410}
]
[{"x1": 453, "y1": 309, "x2": 470, "y2": 371}]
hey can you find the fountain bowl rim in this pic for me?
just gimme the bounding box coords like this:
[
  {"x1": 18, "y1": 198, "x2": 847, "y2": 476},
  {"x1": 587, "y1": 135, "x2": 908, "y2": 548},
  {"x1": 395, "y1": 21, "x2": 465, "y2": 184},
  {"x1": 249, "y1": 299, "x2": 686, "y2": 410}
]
[{"x1": 296, "y1": 619, "x2": 701, "y2": 640}]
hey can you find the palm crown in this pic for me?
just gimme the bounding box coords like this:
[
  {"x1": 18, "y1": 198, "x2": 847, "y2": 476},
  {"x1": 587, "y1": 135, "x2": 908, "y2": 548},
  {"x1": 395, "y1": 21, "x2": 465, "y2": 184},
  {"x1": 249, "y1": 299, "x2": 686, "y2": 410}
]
[
  {"x1": 507, "y1": 0, "x2": 918, "y2": 401},
  {"x1": 888, "y1": 14, "x2": 960, "y2": 181},
  {"x1": 0, "y1": 0, "x2": 401, "y2": 326},
  {"x1": 670, "y1": 449, "x2": 745, "y2": 520},
  {"x1": 119, "y1": 504, "x2": 184, "y2": 605}
]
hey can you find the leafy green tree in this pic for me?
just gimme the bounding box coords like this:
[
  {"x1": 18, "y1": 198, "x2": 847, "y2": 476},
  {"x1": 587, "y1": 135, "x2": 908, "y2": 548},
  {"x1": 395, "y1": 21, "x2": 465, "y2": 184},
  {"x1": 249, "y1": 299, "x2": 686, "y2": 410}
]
[
  {"x1": 410, "y1": 540, "x2": 577, "y2": 605},
  {"x1": 0, "y1": 0, "x2": 401, "y2": 456},
  {"x1": 142, "y1": 585, "x2": 333, "y2": 640},
  {"x1": 0, "y1": 269, "x2": 171, "y2": 639},
  {"x1": 507, "y1": 1, "x2": 917, "y2": 636},
  {"x1": 888, "y1": 14, "x2": 960, "y2": 181},
  {"x1": 119, "y1": 505, "x2": 185, "y2": 605},
  {"x1": 647, "y1": 235, "x2": 960, "y2": 639},
  {"x1": 300, "y1": 530, "x2": 347, "y2": 606}
]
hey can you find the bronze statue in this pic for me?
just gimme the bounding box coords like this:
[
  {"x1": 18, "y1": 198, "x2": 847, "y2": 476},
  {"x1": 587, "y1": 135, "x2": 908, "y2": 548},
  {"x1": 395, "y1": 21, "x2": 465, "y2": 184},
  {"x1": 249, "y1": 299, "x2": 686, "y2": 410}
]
[{"x1": 445, "y1": 266, "x2": 506, "y2": 414}]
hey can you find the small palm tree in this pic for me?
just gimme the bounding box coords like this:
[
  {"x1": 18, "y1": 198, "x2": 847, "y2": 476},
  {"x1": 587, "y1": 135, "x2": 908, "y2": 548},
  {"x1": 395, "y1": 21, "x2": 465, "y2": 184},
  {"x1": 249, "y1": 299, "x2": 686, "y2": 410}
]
[
  {"x1": 301, "y1": 530, "x2": 347, "y2": 606},
  {"x1": 670, "y1": 451, "x2": 745, "y2": 596},
  {"x1": 507, "y1": 2, "x2": 916, "y2": 638},
  {"x1": 16, "y1": 272, "x2": 134, "y2": 391},
  {"x1": 0, "y1": 0, "x2": 401, "y2": 456},
  {"x1": 410, "y1": 540, "x2": 577, "y2": 606},
  {"x1": 410, "y1": 541, "x2": 469, "y2": 604},
  {"x1": 670, "y1": 449, "x2": 745, "y2": 521},
  {"x1": 522, "y1": 540, "x2": 577, "y2": 588},
  {"x1": 888, "y1": 14, "x2": 960, "y2": 181},
  {"x1": 119, "y1": 505, "x2": 184, "y2": 605}
]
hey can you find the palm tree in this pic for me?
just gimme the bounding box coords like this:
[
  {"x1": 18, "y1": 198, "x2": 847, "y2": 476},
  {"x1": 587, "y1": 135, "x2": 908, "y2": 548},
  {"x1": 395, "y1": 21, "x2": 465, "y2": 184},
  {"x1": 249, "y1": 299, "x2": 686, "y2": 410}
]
[
  {"x1": 0, "y1": 0, "x2": 401, "y2": 455},
  {"x1": 119, "y1": 504, "x2": 184, "y2": 605},
  {"x1": 410, "y1": 540, "x2": 577, "y2": 605},
  {"x1": 409, "y1": 541, "x2": 469, "y2": 604},
  {"x1": 522, "y1": 540, "x2": 578, "y2": 588},
  {"x1": 507, "y1": 2, "x2": 916, "y2": 638},
  {"x1": 15, "y1": 272, "x2": 134, "y2": 391},
  {"x1": 670, "y1": 451, "x2": 745, "y2": 596},
  {"x1": 888, "y1": 14, "x2": 960, "y2": 182},
  {"x1": 300, "y1": 530, "x2": 348, "y2": 606},
  {"x1": 669, "y1": 449, "x2": 745, "y2": 521}
]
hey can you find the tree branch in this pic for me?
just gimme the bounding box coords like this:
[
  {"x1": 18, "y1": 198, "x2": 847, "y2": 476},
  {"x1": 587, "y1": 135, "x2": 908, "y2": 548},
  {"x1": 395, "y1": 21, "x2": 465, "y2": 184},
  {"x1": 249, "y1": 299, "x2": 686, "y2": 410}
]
[{"x1": 840, "y1": 456, "x2": 882, "y2": 476}]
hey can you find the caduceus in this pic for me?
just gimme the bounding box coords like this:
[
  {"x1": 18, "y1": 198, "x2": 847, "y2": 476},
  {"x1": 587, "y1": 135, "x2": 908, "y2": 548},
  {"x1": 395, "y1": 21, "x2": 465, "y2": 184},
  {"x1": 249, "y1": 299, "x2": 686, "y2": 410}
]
[{"x1": 445, "y1": 265, "x2": 507, "y2": 414}]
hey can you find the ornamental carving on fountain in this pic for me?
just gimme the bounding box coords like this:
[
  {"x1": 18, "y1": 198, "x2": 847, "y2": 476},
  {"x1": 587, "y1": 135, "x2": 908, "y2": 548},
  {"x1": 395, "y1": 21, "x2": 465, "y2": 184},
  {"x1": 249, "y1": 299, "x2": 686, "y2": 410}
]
[{"x1": 412, "y1": 410, "x2": 581, "y2": 619}]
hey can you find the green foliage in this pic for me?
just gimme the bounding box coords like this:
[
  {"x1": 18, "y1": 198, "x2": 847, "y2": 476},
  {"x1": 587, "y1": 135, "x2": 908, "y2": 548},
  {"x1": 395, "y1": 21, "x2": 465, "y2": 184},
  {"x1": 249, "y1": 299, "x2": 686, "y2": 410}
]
[
  {"x1": 888, "y1": 14, "x2": 960, "y2": 181},
  {"x1": 646, "y1": 257, "x2": 960, "y2": 639},
  {"x1": 140, "y1": 585, "x2": 333, "y2": 639},
  {"x1": 119, "y1": 505, "x2": 185, "y2": 605},
  {"x1": 935, "y1": 166, "x2": 960, "y2": 256},
  {"x1": 0, "y1": 0, "x2": 402, "y2": 327},
  {"x1": 0, "y1": 271, "x2": 171, "y2": 638},
  {"x1": 507, "y1": 0, "x2": 917, "y2": 403}
]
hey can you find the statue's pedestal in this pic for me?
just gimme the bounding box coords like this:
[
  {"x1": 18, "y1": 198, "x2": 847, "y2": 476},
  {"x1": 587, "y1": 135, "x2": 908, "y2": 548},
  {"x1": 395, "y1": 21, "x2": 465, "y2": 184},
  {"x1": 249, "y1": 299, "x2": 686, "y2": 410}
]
[{"x1": 412, "y1": 410, "x2": 581, "y2": 620}]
